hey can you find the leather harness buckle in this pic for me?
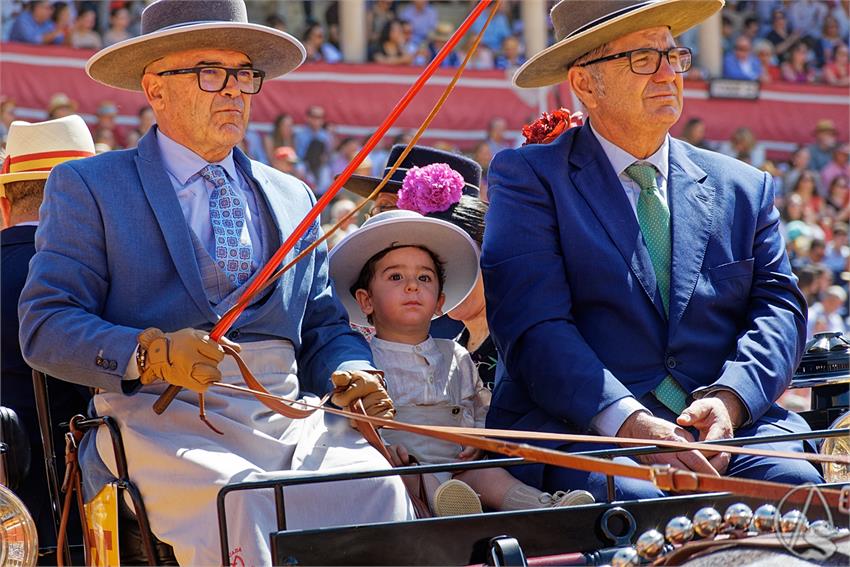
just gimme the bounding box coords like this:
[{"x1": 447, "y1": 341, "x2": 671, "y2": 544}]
[{"x1": 650, "y1": 464, "x2": 699, "y2": 492}]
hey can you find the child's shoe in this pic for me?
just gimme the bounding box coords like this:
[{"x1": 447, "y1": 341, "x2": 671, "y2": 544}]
[
  {"x1": 433, "y1": 479, "x2": 483, "y2": 516},
  {"x1": 540, "y1": 490, "x2": 595, "y2": 507}
]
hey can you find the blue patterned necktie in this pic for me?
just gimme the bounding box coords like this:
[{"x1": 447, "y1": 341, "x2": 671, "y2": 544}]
[
  {"x1": 198, "y1": 164, "x2": 253, "y2": 285},
  {"x1": 625, "y1": 162, "x2": 688, "y2": 415}
]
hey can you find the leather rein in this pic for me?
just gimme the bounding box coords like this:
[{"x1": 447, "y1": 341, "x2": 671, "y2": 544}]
[{"x1": 218, "y1": 345, "x2": 850, "y2": 510}]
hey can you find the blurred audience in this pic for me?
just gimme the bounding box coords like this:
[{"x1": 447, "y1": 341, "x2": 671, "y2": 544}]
[
  {"x1": 103, "y1": 6, "x2": 131, "y2": 47},
  {"x1": 9, "y1": 0, "x2": 65, "y2": 45}
]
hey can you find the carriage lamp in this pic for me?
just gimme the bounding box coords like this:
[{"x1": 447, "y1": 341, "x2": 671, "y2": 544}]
[
  {"x1": 0, "y1": 484, "x2": 38, "y2": 567},
  {"x1": 821, "y1": 409, "x2": 850, "y2": 483}
]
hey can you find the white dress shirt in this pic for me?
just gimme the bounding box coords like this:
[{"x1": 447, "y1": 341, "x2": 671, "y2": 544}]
[
  {"x1": 157, "y1": 129, "x2": 263, "y2": 265},
  {"x1": 585, "y1": 122, "x2": 673, "y2": 436},
  {"x1": 124, "y1": 131, "x2": 265, "y2": 380}
]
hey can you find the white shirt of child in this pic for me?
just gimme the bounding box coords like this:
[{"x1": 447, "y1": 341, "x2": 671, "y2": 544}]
[{"x1": 371, "y1": 336, "x2": 491, "y2": 464}]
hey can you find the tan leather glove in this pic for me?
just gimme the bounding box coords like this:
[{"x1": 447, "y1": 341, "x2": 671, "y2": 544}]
[
  {"x1": 137, "y1": 327, "x2": 240, "y2": 393},
  {"x1": 331, "y1": 370, "x2": 395, "y2": 421}
]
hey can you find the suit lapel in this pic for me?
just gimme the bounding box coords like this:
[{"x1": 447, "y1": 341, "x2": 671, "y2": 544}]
[
  {"x1": 568, "y1": 125, "x2": 666, "y2": 319},
  {"x1": 667, "y1": 140, "x2": 714, "y2": 335},
  {"x1": 135, "y1": 129, "x2": 216, "y2": 320}
]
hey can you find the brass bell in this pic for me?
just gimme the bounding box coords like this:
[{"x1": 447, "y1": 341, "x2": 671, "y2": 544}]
[
  {"x1": 693, "y1": 507, "x2": 722, "y2": 538},
  {"x1": 723, "y1": 503, "x2": 753, "y2": 530},
  {"x1": 780, "y1": 510, "x2": 809, "y2": 533},
  {"x1": 665, "y1": 516, "x2": 695, "y2": 545},
  {"x1": 611, "y1": 546, "x2": 640, "y2": 567},
  {"x1": 751, "y1": 504, "x2": 778, "y2": 533},
  {"x1": 635, "y1": 529, "x2": 666, "y2": 560}
]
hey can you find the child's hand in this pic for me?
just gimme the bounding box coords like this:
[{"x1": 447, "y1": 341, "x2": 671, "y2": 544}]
[
  {"x1": 457, "y1": 446, "x2": 482, "y2": 461},
  {"x1": 387, "y1": 444, "x2": 411, "y2": 467}
]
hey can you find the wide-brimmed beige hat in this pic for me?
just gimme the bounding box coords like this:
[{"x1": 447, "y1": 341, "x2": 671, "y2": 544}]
[
  {"x1": 514, "y1": 0, "x2": 724, "y2": 88},
  {"x1": 0, "y1": 115, "x2": 95, "y2": 196},
  {"x1": 86, "y1": 0, "x2": 306, "y2": 92},
  {"x1": 329, "y1": 210, "x2": 480, "y2": 328}
]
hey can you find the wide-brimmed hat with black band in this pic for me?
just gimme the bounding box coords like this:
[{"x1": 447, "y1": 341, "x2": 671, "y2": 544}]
[
  {"x1": 86, "y1": 0, "x2": 305, "y2": 92},
  {"x1": 342, "y1": 144, "x2": 482, "y2": 200},
  {"x1": 513, "y1": 0, "x2": 724, "y2": 89}
]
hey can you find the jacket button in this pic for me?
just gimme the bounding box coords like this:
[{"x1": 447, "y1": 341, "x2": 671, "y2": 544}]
[
  {"x1": 95, "y1": 356, "x2": 104, "y2": 367},
  {"x1": 109, "y1": 361, "x2": 118, "y2": 371},
  {"x1": 228, "y1": 329, "x2": 240, "y2": 340},
  {"x1": 665, "y1": 356, "x2": 677, "y2": 369}
]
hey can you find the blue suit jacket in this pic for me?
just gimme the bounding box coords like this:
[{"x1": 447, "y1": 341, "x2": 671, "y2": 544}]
[
  {"x1": 483, "y1": 124, "x2": 806, "y2": 441},
  {"x1": 18, "y1": 129, "x2": 373, "y2": 395}
]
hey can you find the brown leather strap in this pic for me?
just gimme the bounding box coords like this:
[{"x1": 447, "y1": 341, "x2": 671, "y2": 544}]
[
  {"x1": 653, "y1": 531, "x2": 850, "y2": 565},
  {"x1": 220, "y1": 387, "x2": 849, "y2": 509},
  {"x1": 57, "y1": 417, "x2": 91, "y2": 567},
  {"x1": 217, "y1": 380, "x2": 850, "y2": 468}
]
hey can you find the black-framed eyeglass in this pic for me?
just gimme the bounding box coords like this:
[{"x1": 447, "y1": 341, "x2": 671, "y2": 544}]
[
  {"x1": 156, "y1": 66, "x2": 266, "y2": 94},
  {"x1": 576, "y1": 47, "x2": 692, "y2": 75}
]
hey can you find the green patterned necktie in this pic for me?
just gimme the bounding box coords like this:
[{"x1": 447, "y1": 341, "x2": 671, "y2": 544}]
[
  {"x1": 625, "y1": 162, "x2": 688, "y2": 415},
  {"x1": 625, "y1": 163, "x2": 670, "y2": 313}
]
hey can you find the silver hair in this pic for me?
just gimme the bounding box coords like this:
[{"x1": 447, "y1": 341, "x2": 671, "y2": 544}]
[{"x1": 569, "y1": 42, "x2": 613, "y2": 100}]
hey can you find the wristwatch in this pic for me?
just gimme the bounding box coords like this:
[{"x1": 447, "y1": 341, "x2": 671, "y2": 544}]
[{"x1": 136, "y1": 343, "x2": 149, "y2": 375}]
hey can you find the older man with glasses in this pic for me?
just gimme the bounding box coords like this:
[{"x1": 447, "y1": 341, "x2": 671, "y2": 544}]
[
  {"x1": 483, "y1": 0, "x2": 822, "y2": 503},
  {"x1": 18, "y1": 1, "x2": 413, "y2": 564}
]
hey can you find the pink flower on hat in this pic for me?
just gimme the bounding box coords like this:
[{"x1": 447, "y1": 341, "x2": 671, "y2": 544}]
[{"x1": 397, "y1": 163, "x2": 464, "y2": 214}]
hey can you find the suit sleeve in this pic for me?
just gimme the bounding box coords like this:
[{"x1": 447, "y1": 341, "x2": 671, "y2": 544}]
[
  {"x1": 707, "y1": 172, "x2": 807, "y2": 423},
  {"x1": 483, "y1": 149, "x2": 636, "y2": 431},
  {"x1": 293, "y1": 190, "x2": 376, "y2": 396},
  {"x1": 18, "y1": 163, "x2": 142, "y2": 393}
]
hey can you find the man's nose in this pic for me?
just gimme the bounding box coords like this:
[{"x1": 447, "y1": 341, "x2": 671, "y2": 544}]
[
  {"x1": 221, "y1": 72, "x2": 241, "y2": 96},
  {"x1": 654, "y1": 54, "x2": 678, "y2": 81}
]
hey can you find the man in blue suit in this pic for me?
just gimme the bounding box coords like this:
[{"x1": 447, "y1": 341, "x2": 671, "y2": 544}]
[
  {"x1": 1, "y1": 115, "x2": 95, "y2": 553},
  {"x1": 17, "y1": 1, "x2": 412, "y2": 564},
  {"x1": 484, "y1": 0, "x2": 822, "y2": 501}
]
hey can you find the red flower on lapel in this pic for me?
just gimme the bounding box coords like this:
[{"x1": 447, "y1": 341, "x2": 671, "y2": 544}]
[{"x1": 521, "y1": 108, "x2": 584, "y2": 146}]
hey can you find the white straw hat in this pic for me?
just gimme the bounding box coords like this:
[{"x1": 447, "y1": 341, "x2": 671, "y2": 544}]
[
  {"x1": 329, "y1": 210, "x2": 480, "y2": 327},
  {"x1": 86, "y1": 0, "x2": 305, "y2": 92},
  {"x1": 0, "y1": 115, "x2": 95, "y2": 196}
]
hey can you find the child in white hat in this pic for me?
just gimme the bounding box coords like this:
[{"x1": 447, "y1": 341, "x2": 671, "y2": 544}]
[{"x1": 329, "y1": 210, "x2": 594, "y2": 515}]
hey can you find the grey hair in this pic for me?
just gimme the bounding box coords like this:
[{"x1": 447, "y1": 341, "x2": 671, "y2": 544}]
[{"x1": 569, "y1": 41, "x2": 613, "y2": 99}]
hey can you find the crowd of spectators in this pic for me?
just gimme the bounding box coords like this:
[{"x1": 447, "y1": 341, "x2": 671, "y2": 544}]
[
  {"x1": 5, "y1": 1, "x2": 847, "y2": 83},
  {"x1": 719, "y1": 0, "x2": 850, "y2": 86},
  {"x1": 3, "y1": 2, "x2": 848, "y2": 301}
]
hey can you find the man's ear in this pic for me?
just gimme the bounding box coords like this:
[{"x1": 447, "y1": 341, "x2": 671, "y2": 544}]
[
  {"x1": 141, "y1": 72, "x2": 165, "y2": 112},
  {"x1": 434, "y1": 292, "x2": 446, "y2": 317},
  {"x1": 0, "y1": 196, "x2": 11, "y2": 229},
  {"x1": 567, "y1": 66, "x2": 597, "y2": 110},
  {"x1": 354, "y1": 288, "x2": 374, "y2": 317}
]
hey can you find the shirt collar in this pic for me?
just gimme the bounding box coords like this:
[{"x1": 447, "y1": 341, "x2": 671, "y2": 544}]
[
  {"x1": 156, "y1": 128, "x2": 239, "y2": 187},
  {"x1": 371, "y1": 335, "x2": 436, "y2": 353},
  {"x1": 588, "y1": 119, "x2": 669, "y2": 181}
]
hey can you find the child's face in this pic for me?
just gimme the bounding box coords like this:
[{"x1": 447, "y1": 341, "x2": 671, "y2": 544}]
[{"x1": 355, "y1": 247, "x2": 445, "y2": 338}]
